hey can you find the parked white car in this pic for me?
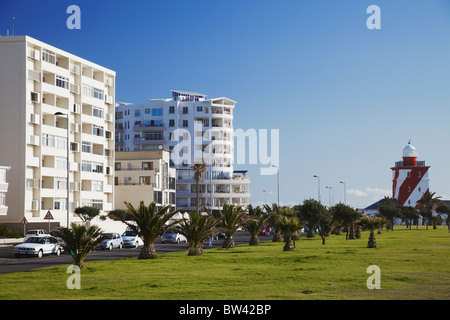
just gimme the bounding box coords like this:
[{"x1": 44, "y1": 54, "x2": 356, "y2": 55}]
[
  {"x1": 97, "y1": 233, "x2": 123, "y2": 250},
  {"x1": 13, "y1": 236, "x2": 63, "y2": 258},
  {"x1": 161, "y1": 229, "x2": 187, "y2": 244},
  {"x1": 24, "y1": 229, "x2": 49, "y2": 240},
  {"x1": 121, "y1": 230, "x2": 142, "y2": 248}
]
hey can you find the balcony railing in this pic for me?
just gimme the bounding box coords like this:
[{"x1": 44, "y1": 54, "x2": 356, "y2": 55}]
[{"x1": 394, "y1": 161, "x2": 426, "y2": 167}]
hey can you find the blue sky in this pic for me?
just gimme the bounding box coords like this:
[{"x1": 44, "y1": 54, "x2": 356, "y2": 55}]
[{"x1": 1, "y1": 0, "x2": 450, "y2": 208}]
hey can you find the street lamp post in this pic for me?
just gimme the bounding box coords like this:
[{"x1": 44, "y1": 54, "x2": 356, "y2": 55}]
[
  {"x1": 54, "y1": 112, "x2": 70, "y2": 228},
  {"x1": 272, "y1": 165, "x2": 279, "y2": 206},
  {"x1": 313, "y1": 175, "x2": 320, "y2": 203},
  {"x1": 340, "y1": 181, "x2": 346, "y2": 205},
  {"x1": 325, "y1": 186, "x2": 333, "y2": 207}
]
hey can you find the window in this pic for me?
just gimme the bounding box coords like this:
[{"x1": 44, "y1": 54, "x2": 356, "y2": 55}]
[
  {"x1": 82, "y1": 84, "x2": 104, "y2": 100},
  {"x1": 145, "y1": 108, "x2": 151, "y2": 114},
  {"x1": 92, "y1": 180, "x2": 103, "y2": 192},
  {"x1": 143, "y1": 132, "x2": 163, "y2": 141},
  {"x1": 169, "y1": 106, "x2": 175, "y2": 114},
  {"x1": 93, "y1": 125, "x2": 104, "y2": 137},
  {"x1": 152, "y1": 108, "x2": 163, "y2": 116},
  {"x1": 142, "y1": 162, "x2": 153, "y2": 170},
  {"x1": 82, "y1": 141, "x2": 92, "y2": 153},
  {"x1": 139, "y1": 176, "x2": 151, "y2": 185},
  {"x1": 135, "y1": 109, "x2": 141, "y2": 117},
  {"x1": 81, "y1": 199, "x2": 103, "y2": 210},
  {"x1": 42, "y1": 134, "x2": 66, "y2": 149},
  {"x1": 56, "y1": 75, "x2": 69, "y2": 89},
  {"x1": 55, "y1": 157, "x2": 66, "y2": 170},
  {"x1": 55, "y1": 178, "x2": 67, "y2": 190},
  {"x1": 82, "y1": 161, "x2": 103, "y2": 173},
  {"x1": 197, "y1": 106, "x2": 203, "y2": 112},
  {"x1": 54, "y1": 198, "x2": 66, "y2": 210},
  {"x1": 183, "y1": 107, "x2": 188, "y2": 114},
  {"x1": 169, "y1": 119, "x2": 175, "y2": 127},
  {"x1": 417, "y1": 171, "x2": 421, "y2": 178},
  {"x1": 42, "y1": 49, "x2": 56, "y2": 64},
  {"x1": 0, "y1": 192, "x2": 5, "y2": 206},
  {"x1": 115, "y1": 162, "x2": 121, "y2": 171},
  {"x1": 182, "y1": 120, "x2": 189, "y2": 127},
  {"x1": 42, "y1": 133, "x2": 55, "y2": 148},
  {"x1": 93, "y1": 107, "x2": 104, "y2": 118}
]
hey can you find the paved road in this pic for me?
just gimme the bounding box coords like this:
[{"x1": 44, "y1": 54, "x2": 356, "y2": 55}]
[{"x1": 0, "y1": 231, "x2": 274, "y2": 274}]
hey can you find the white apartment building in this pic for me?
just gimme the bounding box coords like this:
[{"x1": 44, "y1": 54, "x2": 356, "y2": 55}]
[
  {"x1": 0, "y1": 36, "x2": 115, "y2": 231},
  {"x1": 115, "y1": 90, "x2": 250, "y2": 213},
  {"x1": 114, "y1": 149, "x2": 176, "y2": 211},
  {"x1": 0, "y1": 166, "x2": 11, "y2": 216}
]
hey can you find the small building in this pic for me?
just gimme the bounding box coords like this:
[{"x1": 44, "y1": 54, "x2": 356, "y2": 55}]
[{"x1": 114, "y1": 149, "x2": 176, "y2": 211}]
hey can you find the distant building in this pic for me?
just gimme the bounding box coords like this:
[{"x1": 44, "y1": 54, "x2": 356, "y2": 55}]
[
  {"x1": 114, "y1": 149, "x2": 176, "y2": 211},
  {"x1": 391, "y1": 141, "x2": 430, "y2": 208},
  {"x1": 0, "y1": 36, "x2": 115, "y2": 231},
  {"x1": 115, "y1": 90, "x2": 250, "y2": 213},
  {"x1": 0, "y1": 166, "x2": 11, "y2": 216}
]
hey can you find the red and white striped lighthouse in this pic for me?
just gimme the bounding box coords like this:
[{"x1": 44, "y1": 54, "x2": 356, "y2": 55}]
[{"x1": 391, "y1": 141, "x2": 430, "y2": 208}]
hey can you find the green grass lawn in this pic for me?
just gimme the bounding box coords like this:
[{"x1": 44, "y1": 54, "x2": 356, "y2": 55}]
[{"x1": 1, "y1": 226, "x2": 449, "y2": 300}]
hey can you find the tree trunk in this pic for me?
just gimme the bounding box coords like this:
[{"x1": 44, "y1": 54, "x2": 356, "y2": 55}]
[
  {"x1": 222, "y1": 237, "x2": 235, "y2": 248},
  {"x1": 349, "y1": 224, "x2": 355, "y2": 239},
  {"x1": 283, "y1": 236, "x2": 294, "y2": 251},
  {"x1": 139, "y1": 243, "x2": 156, "y2": 259},
  {"x1": 367, "y1": 231, "x2": 377, "y2": 248},
  {"x1": 272, "y1": 232, "x2": 283, "y2": 242},
  {"x1": 188, "y1": 244, "x2": 203, "y2": 256},
  {"x1": 249, "y1": 235, "x2": 260, "y2": 246}
]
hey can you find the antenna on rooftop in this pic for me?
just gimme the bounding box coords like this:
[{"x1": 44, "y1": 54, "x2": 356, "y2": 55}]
[{"x1": 12, "y1": 17, "x2": 15, "y2": 35}]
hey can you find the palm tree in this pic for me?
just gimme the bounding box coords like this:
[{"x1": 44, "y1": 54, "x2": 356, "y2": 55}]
[
  {"x1": 245, "y1": 205, "x2": 268, "y2": 246},
  {"x1": 53, "y1": 223, "x2": 105, "y2": 269},
  {"x1": 278, "y1": 215, "x2": 303, "y2": 251},
  {"x1": 416, "y1": 191, "x2": 442, "y2": 230},
  {"x1": 217, "y1": 204, "x2": 248, "y2": 248},
  {"x1": 174, "y1": 210, "x2": 219, "y2": 256},
  {"x1": 358, "y1": 216, "x2": 386, "y2": 248},
  {"x1": 330, "y1": 203, "x2": 359, "y2": 239},
  {"x1": 192, "y1": 163, "x2": 207, "y2": 212},
  {"x1": 123, "y1": 201, "x2": 182, "y2": 259},
  {"x1": 264, "y1": 203, "x2": 283, "y2": 242}
]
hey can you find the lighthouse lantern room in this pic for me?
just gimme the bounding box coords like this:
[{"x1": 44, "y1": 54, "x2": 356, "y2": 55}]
[{"x1": 391, "y1": 142, "x2": 430, "y2": 208}]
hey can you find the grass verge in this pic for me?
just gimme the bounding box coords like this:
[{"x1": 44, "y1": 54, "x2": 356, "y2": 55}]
[{"x1": 0, "y1": 226, "x2": 449, "y2": 300}]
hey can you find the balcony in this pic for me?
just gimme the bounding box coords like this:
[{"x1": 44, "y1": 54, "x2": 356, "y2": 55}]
[
  {"x1": 134, "y1": 123, "x2": 165, "y2": 132},
  {"x1": 394, "y1": 161, "x2": 426, "y2": 167},
  {"x1": 133, "y1": 137, "x2": 165, "y2": 146}
]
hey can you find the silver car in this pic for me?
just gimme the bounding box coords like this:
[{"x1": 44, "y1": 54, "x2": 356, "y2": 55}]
[
  {"x1": 161, "y1": 229, "x2": 187, "y2": 244},
  {"x1": 121, "y1": 230, "x2": 142, "y2": 248},
  {"x1": 13, "y1": 236, "x2": 63, "y2": 258},
  {"x1": 97, "y1": 233, "x2": 123, "y2": 250}
]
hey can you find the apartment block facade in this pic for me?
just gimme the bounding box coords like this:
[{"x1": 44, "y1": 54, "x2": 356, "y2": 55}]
[
  {"x1": 0, "y1": 166, "x2": 11, "y2": 216},
  {"x1": 115, "y1": 90, "x2": 250, "y2": 213},
  {"x1": 0, "y1": 36, "x2": 115, "y2": 230},
  {"x1": 114, "y1": 149, "x2": 176, "y2": 211}
]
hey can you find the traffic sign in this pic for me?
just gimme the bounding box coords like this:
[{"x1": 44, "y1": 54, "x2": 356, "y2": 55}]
[
  {"x1": 20, "y1": 217, "x2": 28, "y2": 225},
  {"x1": 44, "y1": 210, "x2": 54, "y2": 220}
]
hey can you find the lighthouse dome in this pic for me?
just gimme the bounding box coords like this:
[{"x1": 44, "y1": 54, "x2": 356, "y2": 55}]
[{"x1": 403, "y1": 142, "x2": 418, "y2": 158}]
